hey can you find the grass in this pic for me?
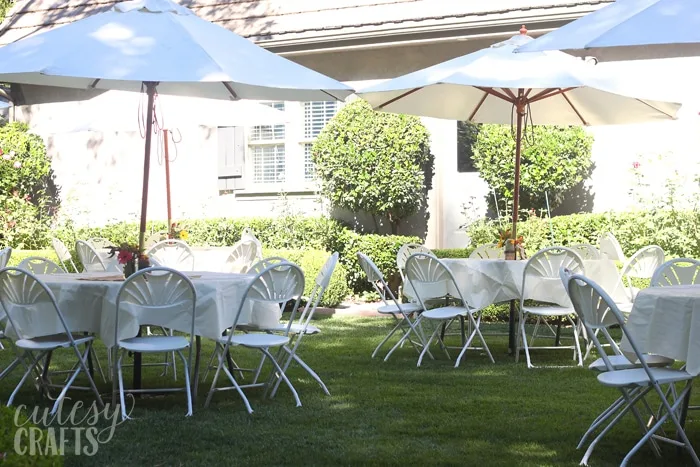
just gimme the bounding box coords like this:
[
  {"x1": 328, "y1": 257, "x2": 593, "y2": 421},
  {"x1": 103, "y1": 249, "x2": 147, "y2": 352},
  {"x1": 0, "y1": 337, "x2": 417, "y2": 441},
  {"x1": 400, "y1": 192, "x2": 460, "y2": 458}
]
[{"x1": 1, "y1": 317, "x2": 698, "y2": 466}]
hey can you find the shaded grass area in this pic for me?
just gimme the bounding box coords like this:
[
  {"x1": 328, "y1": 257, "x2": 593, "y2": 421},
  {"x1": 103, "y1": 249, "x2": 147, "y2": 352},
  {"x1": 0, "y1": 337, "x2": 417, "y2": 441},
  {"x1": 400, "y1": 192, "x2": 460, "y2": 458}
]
[{"x1": 0, "y1": 317, "x2": 698, "y2": 466}]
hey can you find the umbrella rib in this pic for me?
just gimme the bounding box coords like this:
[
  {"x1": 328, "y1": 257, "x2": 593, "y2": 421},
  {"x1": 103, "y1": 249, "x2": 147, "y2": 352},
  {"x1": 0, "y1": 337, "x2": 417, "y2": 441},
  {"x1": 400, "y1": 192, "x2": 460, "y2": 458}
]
[
  {"x1": 501, "y1": 88, "x2": 517, "y2": 100},
  {"x1": 633, "y1": 98, "x2": 676, "y2": 120},
  {"x1": 559, "y1": 91, "x2": 588, "y2": 125},
  {"x1": 468, "y1": 92, "x2": 489, "y2": 121},
  {"x1": 475, "y1": 86, "x2": 513, "y2": 103},
  {"x1": 222, "y1": 82, "x2": 239, "y2": 100},
  {"x1": 89, "y1": 78, "x2": 100, "y2": 89},
  {"x1": 529, "y1": 87, "x2": 576, "y2": 103},
  {"x1": 321, "y1": 89, "x2": 343, "y2": 102},
  {"x1": 376, "y1": 87, "x2": 423, "y2": 109}
]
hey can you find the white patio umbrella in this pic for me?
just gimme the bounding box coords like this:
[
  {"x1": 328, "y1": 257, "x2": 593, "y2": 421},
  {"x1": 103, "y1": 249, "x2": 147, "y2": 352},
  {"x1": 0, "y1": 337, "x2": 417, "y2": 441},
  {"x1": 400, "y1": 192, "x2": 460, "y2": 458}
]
[
  {"x1": 358, "y1": 27, "x2": 680, "y2": 355},
  {"x1": 0, "y1": 0, "x2": 353, "y2": 250},
  {"x1": 516, "y1": 0, "x2": 700, "y2": 61}
]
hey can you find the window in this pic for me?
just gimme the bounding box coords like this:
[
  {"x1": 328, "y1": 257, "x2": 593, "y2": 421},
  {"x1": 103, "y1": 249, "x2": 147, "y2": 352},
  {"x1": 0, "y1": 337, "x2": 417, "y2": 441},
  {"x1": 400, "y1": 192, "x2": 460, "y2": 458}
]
[
  {"x1": 304, "y1": 101, "x2": 337, "y2": 138},
  {"x1": 252, "y1": 145, "x2": 286, "y2": 183},
  {"x1": 250, "y1": 102, "x2": 286, "y2": 184},
  {"x1": 303, "y1": 143, "x2": 315, "y2": 181}
]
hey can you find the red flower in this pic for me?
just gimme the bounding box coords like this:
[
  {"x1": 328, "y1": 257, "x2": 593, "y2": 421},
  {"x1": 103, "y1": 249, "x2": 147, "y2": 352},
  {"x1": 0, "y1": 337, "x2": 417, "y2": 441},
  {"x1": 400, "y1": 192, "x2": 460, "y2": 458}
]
[
  {"x1": 632, "y1": 161, "x2": 640, "y2": 169},
  {"x1": 117, "y1": 249, "x2": 135, "y2": 265}
]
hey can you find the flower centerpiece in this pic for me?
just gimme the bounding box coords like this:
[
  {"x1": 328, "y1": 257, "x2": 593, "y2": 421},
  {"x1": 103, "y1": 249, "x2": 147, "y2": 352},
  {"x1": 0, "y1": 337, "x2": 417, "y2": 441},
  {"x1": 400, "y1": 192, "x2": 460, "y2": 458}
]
[
  {"x1": 496, "y1": 229, "x2": 526, "y2": 260},
  {"x1": 107, "y1": 243, "x2": 149, "y2": 278},
  {"x1": 168, "y1": 222, "x2": 189, "y2": 241}
]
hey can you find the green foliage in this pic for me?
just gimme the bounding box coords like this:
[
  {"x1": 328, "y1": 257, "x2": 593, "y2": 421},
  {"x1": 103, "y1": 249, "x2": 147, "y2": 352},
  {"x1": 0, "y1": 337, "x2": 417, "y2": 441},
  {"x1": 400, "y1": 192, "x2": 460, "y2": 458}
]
[
  {"x1": 263, "y1": 249, "x2": 350, "y2": 308},
  {"x1": 0, "y1": 0, "x2": 12, "y2": 19},
  {"x1": 0, "y1": 405, "x2": 64, "y2": 466},
  {"x1": 467, "y1": 123, "x2": 593, "y2": 213},
  {"x1": 6, "y1": 249, "x2": 59, "y2": 267},
  {"x1": 312, "y1": 99, "x2": 434, "y2": 234},
  {"x1": 432, "y1": 248, "x2": 473, "y2": 259},
  {"x1": 467, "y1": 210, "x2": 700, "y2": 258},
  {"x1": 0, "y1": 122, "x2": 59, "y2": 248}
]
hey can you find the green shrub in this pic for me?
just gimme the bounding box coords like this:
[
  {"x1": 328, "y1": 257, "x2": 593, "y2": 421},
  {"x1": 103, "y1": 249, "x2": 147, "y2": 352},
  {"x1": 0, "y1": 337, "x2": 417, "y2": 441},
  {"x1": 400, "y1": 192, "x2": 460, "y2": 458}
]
[
  {"x1": 313, "y1": 99, "x2": 434, "y2": 234},
  {"x1": 0, "y1": 405, "x2": 64, "y2": 466},
  {"x1": 433, "y1": 248, "x2": 473, "y2": 259},
  {"x1": 263, "y1": 249, "x2": 350, "y2": 307},
  {"x1": 6, "y1": 249, "x2": 60, "y2": 267}
]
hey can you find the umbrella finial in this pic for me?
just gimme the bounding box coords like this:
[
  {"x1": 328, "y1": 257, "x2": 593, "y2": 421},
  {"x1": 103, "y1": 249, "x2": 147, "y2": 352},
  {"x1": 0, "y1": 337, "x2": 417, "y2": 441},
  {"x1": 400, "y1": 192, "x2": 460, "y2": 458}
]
[{"x1": 519, "y1": 25, "x2": 528, "y2": 35}]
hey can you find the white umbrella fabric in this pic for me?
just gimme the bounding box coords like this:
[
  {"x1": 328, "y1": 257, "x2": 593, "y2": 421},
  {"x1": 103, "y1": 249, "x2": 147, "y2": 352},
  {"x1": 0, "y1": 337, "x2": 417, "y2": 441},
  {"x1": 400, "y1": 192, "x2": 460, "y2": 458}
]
[
  {"x1": 0, "y1": 0, "x2": 353, "y2": 250},
  {"x1": 358, "y1": 28, "x2": 680, "y2": 355},
  {"x1": 516, "y1": 0, "x2": 700, "y2": 61}
]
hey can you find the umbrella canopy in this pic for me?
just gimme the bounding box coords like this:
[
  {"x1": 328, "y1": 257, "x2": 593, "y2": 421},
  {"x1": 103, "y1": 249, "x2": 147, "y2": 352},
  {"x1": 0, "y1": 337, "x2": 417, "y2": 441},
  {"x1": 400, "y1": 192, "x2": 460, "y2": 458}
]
[
  {"x1": 516, "y1": 0, "x2": 700, "y2": 61},
  {"x1": 359, "y1": 28, "x2": 680, "y2": 356},
  {"x1": 0, "y1": 0, "x2": 353, "y2": 251}
]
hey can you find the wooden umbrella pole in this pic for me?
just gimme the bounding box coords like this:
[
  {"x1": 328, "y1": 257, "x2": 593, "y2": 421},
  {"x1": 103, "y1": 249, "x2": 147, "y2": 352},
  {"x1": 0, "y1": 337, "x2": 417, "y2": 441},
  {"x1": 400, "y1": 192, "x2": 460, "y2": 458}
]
[
  {"x1": 138, "y1": 81, "x2": 158, "y2": 254},
  {"x1": 163, "y1": 128, "x2": 172, "y2": 231}
]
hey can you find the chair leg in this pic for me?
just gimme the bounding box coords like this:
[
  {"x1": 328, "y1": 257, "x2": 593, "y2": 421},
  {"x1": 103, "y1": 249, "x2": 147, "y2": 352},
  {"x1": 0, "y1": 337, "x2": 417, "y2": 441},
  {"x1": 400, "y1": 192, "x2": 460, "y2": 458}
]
[
  {"x1": 418, "y1": 325, "x2": 441, "y2": 367},
  {"x1": 117, "y1": 351, "x2": 129, "y2": 421},
  {"x1": 373, "y1": 317, "x2": 404, "y2": 359},
  {"x1": 53, "y1": 343, "x2": 104, "y2": 416},
  {"x1": 260, "y1": 347, "x2": 301, "y2": 408},
  {"x1": 8, "y1": 351, "x2": 47, "y2": 407},
  {"x1": 569, "y1": 316, "x2": 583, "y2": 366},
  {"x1": 177, "y1": 350, "x2": 193, "y2": 417}
]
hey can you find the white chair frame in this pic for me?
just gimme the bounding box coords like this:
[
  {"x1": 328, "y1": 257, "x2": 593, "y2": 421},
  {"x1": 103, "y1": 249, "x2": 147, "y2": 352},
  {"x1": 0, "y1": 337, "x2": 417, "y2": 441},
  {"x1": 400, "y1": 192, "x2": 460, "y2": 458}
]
[
  {"x1": 564, "y1": 271, "x2": 699, "y2": 466},
  {"x1": 223, "y1": 239, "x2": 260, "y2": 273},
  {"x1": 357, "y1": 252, "x2": 426, "y2": 362},
  {"x1": 616, "y1": 245, "x2": 666, "y2": 304},
  {"x1": 469, "y1": 243, "x2": 505, "y2": 259},
  {"x1": 241, "y1": 228, "x2": 263, "y2": 261},
  {"x1": 87, "y1": 237, "x2": 116, "y2": 250},
  {"x1": 144, "y1": 231, "x2": 168, "y2": 250},
  {"x1": 52, "y1": 238, "x2": 78, "y2": 273},
  {"x1": 405, "y1": 253, "x2": 494, "y2": 367},
  {"x1": 396, "y1": 243, "x2": 433, "y2": 302},
  {"x1": 516, "y1": 246, "x2": 585, "y2": 368},
  {"x1": 112, "y1": 267, "x2": 197, "y2": 420},
  {"x1": 18, "y1": 256, "x2": 66, "y2": 275},
  {"x1": 0, "y1": 267, "x2": 104, "y2": 415},
  {"x1": 204, "y1": 261, "x2": 305, "y2": 413},
  {"x1": 598, "y1": 232, "x2": 626, "y2": 262},
  {"x1": 146, "y1": 239, "x2": 195, "y2": 271},
  {"x1": 76, "y1": 240, "x2": 109, "y2": 273},
  {"x1": 651, "y1": 258, "x2": 700, "y2": 287},
  {"x1": 0, "y1": 247, "x2": 11, "y2": 269},
  {"x1": 569, "y1": 243, "x2": 601, "y2": 260}
]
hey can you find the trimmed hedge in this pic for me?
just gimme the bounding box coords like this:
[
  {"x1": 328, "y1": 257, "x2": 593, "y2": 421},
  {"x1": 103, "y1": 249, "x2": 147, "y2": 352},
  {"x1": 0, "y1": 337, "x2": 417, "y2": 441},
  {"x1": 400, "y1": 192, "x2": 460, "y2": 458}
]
[
  {"x1": 433, "y1": 248, "x2": 473, "y2": 259},
  {"x1": 0, "y1": 405, "x2": 63, "y2": 466},
  {"x1": 264, "y1": 249, "x2": 350, "y2": 308}
]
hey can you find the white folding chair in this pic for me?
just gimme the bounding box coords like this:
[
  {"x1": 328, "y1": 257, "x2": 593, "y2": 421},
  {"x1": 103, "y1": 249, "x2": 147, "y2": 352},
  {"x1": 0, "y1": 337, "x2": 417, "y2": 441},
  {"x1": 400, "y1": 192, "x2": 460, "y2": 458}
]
[
  {"x1": 516, "y1": 246, "x2": 585, "y2": 368},
  {"x1": 357, "y1": 252, "x2": 425, "y2": 361},
  {"x1": 241, "y1": 228, "x2": 263, "y2": 261},
  {"x1": 76, "y1": 240, "x2": 109, "y2": 273},
  {"x1": 0, "y1": 247, "x2": 11, "y2": 268},
  {"x1": 615, "y1": 245, "x2": 666, "y2": 313},
  {"x1": 0, "y1": 267, "x2": 104, "y2": 415},
  {"x1": 651, "y1": 258, "x2": 700, "y2": 287},
  {"x1": 87, "y1": 237, "x2": 116, "y2": 249},
  {"x1": 404, "y1": 253, "x2": 494, "y2": 367},
  {"x1": 52, "y1": 238, "x2": 78, "y2": 273},
  {"x1": 469, "y1": 243, "x2": 505, "y2": 259},
  {"x1": 564, "y1": 271, "x2": 699, "y2": 466},
  {"x1": 598, "y1": 232, "x2": 626, "y2": 262},
  {"x1": 18, "y1": 256, "x2": 66, "y2": 275},
  {"x1": 112, "y1": 267, "x2": 197, "y2": 420},
  {"x1": 223, "y1": 239, "x2": 260, "y2": 273},
  {"x1": 396, "y1": 243, "x2": 433, "y2": 302},
  {"x1": 144, "y1": 231, "x2": 168, "y2": 250},
  {"x1": 569, "y1": 243, "x2": 601, "y2": 260},
  {"x1": 204, "y1": 261, "x2": 305, "y2": 413},
  {"x1": 266, "y1": 252, "x2": 339, "y2": 398},
  {"x1": 146, "y1": 239, "x2": 195, "y2": 271}
]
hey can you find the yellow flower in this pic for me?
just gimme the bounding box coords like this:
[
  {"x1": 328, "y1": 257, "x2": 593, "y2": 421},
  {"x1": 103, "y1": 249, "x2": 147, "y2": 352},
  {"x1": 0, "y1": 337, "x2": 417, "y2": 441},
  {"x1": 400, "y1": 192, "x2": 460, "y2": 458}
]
[{"x1": 179, "y1": 230, "x2": 189, "y2": 240}]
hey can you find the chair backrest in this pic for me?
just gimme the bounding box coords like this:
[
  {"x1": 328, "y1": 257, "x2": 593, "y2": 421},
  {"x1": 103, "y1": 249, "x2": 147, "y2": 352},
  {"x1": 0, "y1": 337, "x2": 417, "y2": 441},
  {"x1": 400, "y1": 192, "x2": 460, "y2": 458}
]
[
  {"x1": 296, "y1": 252, "x2": 339, "y2": 326},
  {"x1": 87, "y1": 237, "x2": 116, "y2": 250},
  {"x1": 357, "y1": 252, "x2": 403, "y2": 309},
  {"x1": 521, "y1": 246, "x2": 584, "y2": 304},
  {"x1": 115, "y1": 267, "x2": 197, "y2": 346},
  {"x1": 145, "y1": 231, "x2": 168, "y2": 250},
  {"x1": 564, "y1": 270, "x2": 643, "y2": 372},
  {"x1": 18, "y1": 256, "x2": 65, "y2": 275},
  {"x1": 469, "y1": 243, "x2": 505, "y2": 259},
  {"x1": 146, "y1": 240, "x2": 195, "y2": 271},
  {"x1": 396, "y1": 243, "x2": 433, "y2": 273},
  {"x1": 405, "y1": 253, "x2": 468, "y2": 310},
  {"x1": 598, "y1": 232, "x2": 625, "y2": 262},
  {"x1": 225, "y1": 262, "x2": 305, "y2": 341},
  {"x1": 76, "y1": 240, "x2": 107, "y2": 272},
  {"x1": 0, "y1": 247, "x2": 11, "y2": 269},
  {"x1": 620, "y1": 245, "x2": 665, "y2": 280},
  {"x1": 0, "y1": 267, "x2": 79, "y2": 341},
  {"x1": 651, "y1": 258, "x2": 700, "y2": 287},
  {"x1": 569, "y1": 243, "x2": 601, "y2": 260},
  {"x1": 241, "y1": 228, "x2": 263, "y2": 260},
  {"x1": 248, "y1": 257, "x2": 289, "y2": 275},
  {"x1": 51, "y1": 238, "x2": 72, "y2": 262},
  {"x1": 224, "y1": 239, "x2": 260, "y2": 274}
]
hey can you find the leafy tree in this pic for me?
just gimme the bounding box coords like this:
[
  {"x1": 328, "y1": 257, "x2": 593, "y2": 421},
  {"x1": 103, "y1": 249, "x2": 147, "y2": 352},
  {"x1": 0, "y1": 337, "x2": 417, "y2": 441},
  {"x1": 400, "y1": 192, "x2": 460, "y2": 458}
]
[
  {"x1": 312, "y1": 99, "x2": 434, "y2": 234},
  {"x1": 465, "y1": 122, "x2": 593, "y2": 214},
  {"x1": 0, "y1": 0, "x2": 13, "y2": 19}
]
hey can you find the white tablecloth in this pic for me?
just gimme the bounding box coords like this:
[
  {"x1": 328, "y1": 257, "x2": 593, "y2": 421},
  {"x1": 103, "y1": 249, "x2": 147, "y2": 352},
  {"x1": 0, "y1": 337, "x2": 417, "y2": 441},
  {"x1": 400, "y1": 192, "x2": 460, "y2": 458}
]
[
  {"x1": 440, "y1": 258, "x2": 625, "y2": 309},
  {"x1": 191, "y1": 247, "x2": 235, "y2": 272},
  {"x1": 2, "y1": 271, "x2": 256, "y2": 348},
  {"x1": 622, "y1": 285, "x2": 700, "y2": 375}
]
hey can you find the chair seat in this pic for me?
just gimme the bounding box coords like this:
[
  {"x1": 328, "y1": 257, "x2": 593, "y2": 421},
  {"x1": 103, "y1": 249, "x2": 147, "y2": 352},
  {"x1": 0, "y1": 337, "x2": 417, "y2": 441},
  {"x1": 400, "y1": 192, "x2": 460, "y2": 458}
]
[
  {"x1": 225, "y1": 333, "x2": 290, "y2": 348},
  {"x1": 16, "y1": 333, "x2": 93, "y2": 351},
  {"x1": 240, "y1": 323, "x2": 321, "y2": 335},
  {"x1": 421, "y1": 306, "x2": 468, "y2": 321},
  {"x1": 118, "y1": 336, "x2": 190, "y2": 353},
  {"x1": 598, "y1": 367, "x2": 692, "y2": 387},
  {"x1": 377, "y1": 302, "x2": 422, "y2": 315},
  {"x1": 521, "y1": 305, "x2": 575, "y2": 317},
  {"x1": 589, "y1": 354, "x2": 674, "y2": 372}
]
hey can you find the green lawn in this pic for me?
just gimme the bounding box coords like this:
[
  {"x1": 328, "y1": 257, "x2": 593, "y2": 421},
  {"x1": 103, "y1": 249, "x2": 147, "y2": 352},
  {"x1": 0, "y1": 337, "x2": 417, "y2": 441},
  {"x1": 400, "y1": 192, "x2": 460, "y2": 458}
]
[{"x1": 0, "y1": 318, "x2": 697, "y2": 466}]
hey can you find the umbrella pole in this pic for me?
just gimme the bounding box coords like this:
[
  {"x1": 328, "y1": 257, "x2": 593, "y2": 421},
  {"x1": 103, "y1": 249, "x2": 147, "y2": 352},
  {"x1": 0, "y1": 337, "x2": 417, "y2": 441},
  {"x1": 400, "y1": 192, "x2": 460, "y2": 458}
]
[
  {"x1": 509, "y1": 90, "x2": 526, "y2": 357},
  {"x1": 138, "y1": 82, "x2": 158, "y2": 254},
  {"x1": 163, "y1": 129, "x2": 172, "y2": 231}
]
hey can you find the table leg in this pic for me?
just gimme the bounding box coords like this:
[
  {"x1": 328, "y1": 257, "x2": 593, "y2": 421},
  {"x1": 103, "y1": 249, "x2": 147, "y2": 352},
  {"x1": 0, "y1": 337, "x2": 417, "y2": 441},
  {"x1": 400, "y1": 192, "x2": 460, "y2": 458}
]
[
  {"x1": 85, "y1": 333, "x2": 94, "y2": 377},
  {"x1": 460, "y1": 316, "x2": 466, "y2": 347},
  {"x1": 508, "y1": 300, "x2": 516, "y2": 356},
  {"x1": 192, "y1": 336, "x2": 201, "y2": 401},
  {"x1": 226, "y1": 348, "x2": 235, "y2": 376},
  {"x1": 555, "y1": 319, "x2": 562, "y2": 347},
  {"x1": 132, "y1": 327, "x2": 142, "y2": 390}
]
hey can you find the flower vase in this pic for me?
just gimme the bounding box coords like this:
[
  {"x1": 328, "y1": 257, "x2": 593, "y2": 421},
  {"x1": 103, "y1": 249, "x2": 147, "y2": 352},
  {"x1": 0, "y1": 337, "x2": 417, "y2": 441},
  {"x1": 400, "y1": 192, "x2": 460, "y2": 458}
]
[
  {"x1": 138, "y1": 256, "x2": 151, "y2": 270},
  {"x1": 504, "y1": 241, "x2": 516, "y2": 261},
  {"x1": 123, "y1": 259, "x2": 136, "y2": 278}
]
